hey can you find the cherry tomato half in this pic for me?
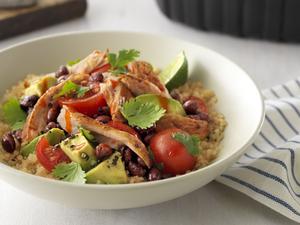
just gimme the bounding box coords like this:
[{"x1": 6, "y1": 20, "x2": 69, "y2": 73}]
[
  {"x1": 91, "y1": 63, "x2": 111, "y2": 74},
  {"x1": 58, "y1": 92, "x2": 106, "y2": 117},
  {"x1": 36, "y1": 137, "x2": 70, "y2": 172},
  {"x1": 150, "y1": 128, "x2": 196, "y2": 175},
  {"x1": 107, "y1": 121, "x2": 139, "y2": 138}
]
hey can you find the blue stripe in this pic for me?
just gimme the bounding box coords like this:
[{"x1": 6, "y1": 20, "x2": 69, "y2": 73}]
[
  {"x1": 270, "y1": 88, "x2": 280, "y2": 98},
  {"x1": 254, "y1": 133, "x2": 300, "y2": 186},
  {"x1": 282, "y1": 84, "x2": 294, "y2": 97},
  {"x1": 242, "y1": 165, "x2": 300, "y2": 197},
  {"x1": 221, "y1": 174, "x2": 300, "y2": 217},
  {"x1": 281, "y1": 100, "x2": 300, "y2": 118},
  {"x1": 260, "y1": 132, "x2": 276, "y2": 148},
  {"x1": 264, "y1": 115, "x2": 287, "y2": 141},
  {"x1": 295, "y1": 79, "x2": 300, "y2": 88},
  {"x1": 243, "y1": 153, "x2": 257, "y2": 160},
  {"x1": 252, "y1": 143, "x2": 267, "y2": 154},
  {"x1": 266, "y1": 103, "x2": 298, "y2": 134}
]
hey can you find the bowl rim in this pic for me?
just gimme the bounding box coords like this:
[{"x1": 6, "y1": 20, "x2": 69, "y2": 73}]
[{"x1": 0, "y1": 30, "x2": 265, "y2": 189}]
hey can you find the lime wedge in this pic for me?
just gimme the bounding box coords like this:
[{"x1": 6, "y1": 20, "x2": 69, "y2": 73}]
[{"x1": 159, "y1": 51, "x2": 188, "y2": 91}]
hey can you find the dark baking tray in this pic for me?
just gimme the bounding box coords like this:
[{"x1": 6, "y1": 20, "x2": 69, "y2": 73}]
[{"x1": 156, "y1": 0, "x2": 300, "y2": 42}]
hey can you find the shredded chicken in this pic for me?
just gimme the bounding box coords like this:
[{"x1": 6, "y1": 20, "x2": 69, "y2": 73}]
[
  {"x1": 156, "y1": 114, "x2": 209, "y2": 139},
  {"x1": 128, "y1": 61, "x2": 170, "y2": 97},
  {"x1": 120, "y1": 74, "x2": 169, "y2": 98},
  {"x1": 57, "y1": 106, "x2": 151, "y2": 168},
  {"x1": 69, "y1": 50, "x2": 107, "y2": 74},
  {"x1": 22, "y1": 74, "x2": 89, "y2": 143},
  {"x1": 100, "y1": 79, "x2": 133, "y2": 122}
]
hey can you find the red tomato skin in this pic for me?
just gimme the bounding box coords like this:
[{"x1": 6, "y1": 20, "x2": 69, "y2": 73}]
[
  {"x1": 36, "y1": 137, "x2": 70, "y2": 172},
  {"x1": 59, "y1": 92, "x2": 106, "y2": 117},
  {"x1": 150, "y1": 128, "x2": 196, "y2": 175},
  {"x1": 90, "y1": 63, "x2": 111, "y2": 74},
  {"x1": 107, "y1": 121, "x2": 139, "y2": 138}
]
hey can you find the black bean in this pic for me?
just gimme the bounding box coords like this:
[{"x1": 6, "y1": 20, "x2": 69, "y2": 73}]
[
  {"x1": 137, "y1": 156, "x2": 147, "y2": 168},
  {"x1": 57, "y1": 75, "x2": 68, "y2": 83},
  {"x1": 128, "y1": 162, "x2": 146, "y2": 177},
  {"x1": 170, "y1": 90, "x2": 181, "y2": 101},
  {"x1": 55, "y1": 65, "x2": 69, "y2": 78},
  {"x1": 89, "y1": 72, "x2": 104, "y2": 83},
  {"x1": 12, "y1": 129, "x2": 22, "y2": 143},
  {"x1": 135, "y1": 126, "x2": 155, "y2": 137},
  {"x1": 188, "y1": 113, "x2": 209, "y2": 121},
  {"x1": 1, "y1": 132, "x2": 16, "y2": 153},
  {"x1": 183, "y1": 99, "x2": 200, "y2": 115},
  {"x1": 44, "y1": 122, "x2": 59, "y2": 132},
  {"x1": 123, "y1": 148, "x2": 132, "y2": 163},
  {"x1": 143, "y1": 133, "x2": 154, "y2": 145},
  {"x1": 47, "y1": 107, "x2": 60, "y2": 123},
  {"x1": 98, "y1": 106, "x2": 110, "y2": 116},
  {"x1": 148, "y1": 168, "x2": 161, "y2": 181},
  {"x1": 95, "y1": 115, "x2": 111, "y2": 124},
  {"x1": 95, "y1": 144, "x2": 113, "y2": 161},
  {"x1": 20, "y1": 95, "x2": 39, "y2": 111}
]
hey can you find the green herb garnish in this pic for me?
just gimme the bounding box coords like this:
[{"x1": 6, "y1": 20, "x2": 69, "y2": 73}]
[
  {"x1": 1, "y1": 98, "x2": 27, "y2": 129},
  {"x1": 79, "y1": 127, "x2": 96, "y2": 143},
  {"x1": 54, "y1": 80, "x2": 90, "y2": 99},
  {"x1": 52, "y1": 162, "x2": 86, "y2": 184},
  {"x1": 121, "y1": 98, "x2": 165, "y2": 129},
  {"x1": 108, "y1": 49, "x2": 140, "y2": 75},
  {"x1": 172, "y1": 133, "x2": 201, "y2": 156},
  {"x1": 67, "y1": 58, "x2": 81, "y2": 66}
]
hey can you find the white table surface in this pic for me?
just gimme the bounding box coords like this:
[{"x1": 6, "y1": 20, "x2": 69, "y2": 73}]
[{"x1": 0, "y1": 0, "x2": 300, "y2": 224}]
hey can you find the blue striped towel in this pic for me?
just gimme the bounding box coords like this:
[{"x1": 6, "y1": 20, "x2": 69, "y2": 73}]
[{"x1": 216, "y1": 78, "x2": 300, "y2": 223}]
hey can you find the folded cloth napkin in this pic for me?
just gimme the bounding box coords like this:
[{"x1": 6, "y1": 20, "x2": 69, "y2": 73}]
[{"x1": 216, "y1": 78, "x2": 300, "y2": 223}]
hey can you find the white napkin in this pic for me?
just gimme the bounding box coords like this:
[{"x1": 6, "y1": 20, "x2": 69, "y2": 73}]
[{"x1": 216, "y1": 78, "x2": 300, "y2": 223}]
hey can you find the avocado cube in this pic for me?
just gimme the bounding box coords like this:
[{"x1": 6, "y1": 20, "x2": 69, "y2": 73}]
[
  {"x1": 86, "y1": 152, "x2": 128, "y2": 184},
  {"x1": 24, "y1": 75, "x2": 57, "y2": 97},
  {"x1": 20, "y1": 128, "x2": 65, "y2": 157},
  {"x1": 60, "y1": 133, "x2": 96, "y2": 171}
]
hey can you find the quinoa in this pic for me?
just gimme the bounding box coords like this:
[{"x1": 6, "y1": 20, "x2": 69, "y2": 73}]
[
  {"x1": 0, "y1": 74, "x2": 51, "y2": 178},
  {"x1": 173, "y1": 81, "x2": 227, "y2": 168}
]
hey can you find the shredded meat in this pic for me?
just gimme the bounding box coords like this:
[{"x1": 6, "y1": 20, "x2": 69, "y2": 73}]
[{"x1": 156, "y1": 114, "x2": 209, "y2": 139}]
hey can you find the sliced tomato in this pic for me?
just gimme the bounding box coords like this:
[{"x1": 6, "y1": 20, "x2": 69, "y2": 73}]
[
  {"x1": 150, "y1": 128, "x2": 196, "y2": 175},
  {"x1": 91, "y1": 63, "x2": 111, "y2": 74},
  {"x1": 107, "y1": 121, "x2": 139, "y2": 138},
  {"x1": 58, "y1": 92, "x2": 106, "y2": 117},
  {"x1": 36, "y1": 137, "x2": 70, "y2": 172}
]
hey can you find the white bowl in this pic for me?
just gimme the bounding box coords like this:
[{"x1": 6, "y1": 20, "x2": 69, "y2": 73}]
[{"x1": 0, "y1": 31, "x2": 264, "y2": 209}]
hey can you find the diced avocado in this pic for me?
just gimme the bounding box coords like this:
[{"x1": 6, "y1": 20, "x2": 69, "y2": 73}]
[
  {"x1": 86, "y1": 152, "x2": 128, "y2": 184},
  {"x1": 20, "y1": 128, "x2": 65, "y2": 157},
  {"x1": 60, "y1": 132, "x2": 96, "y2": 171},
  {"x1": 135, "y1": 94, "x2": 186, "y2": 115},
  {"x1": 24, "y1": 75, "x2": 57, "y2": 97}
]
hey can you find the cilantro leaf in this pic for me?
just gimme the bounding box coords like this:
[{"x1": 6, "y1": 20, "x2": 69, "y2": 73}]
[
  {"x1": 108, "y1": 49, "x2": 140, "y2": 75},
  {"x1": 172, "y1": 133, "x2": 201, "y2": 156},
  {"x1": 53, "y1": 80, "x2": 90, "y2": 99},
  {"x1": 1, "y1": 98, "x2": 27, "y2": 129},
  {"x1": 67, "y1": 58, "x2": 81, "y2": 66},
  {"x1": 79, "y1": 127, "x2": 96, "y2": 143},
  {"x1": 121, "y1": 98, "x2": 165, "y2": 129},
  {"x1": 77, "y1": 86, "x2": 90, "y2": 98},
  {"x1": 52, "y1": 162, "x2": 86, "y2": 184}
]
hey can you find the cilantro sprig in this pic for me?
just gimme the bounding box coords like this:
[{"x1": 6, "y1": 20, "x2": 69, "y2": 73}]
[
  {"x1": 108, "y1": 49, "x2": 140, "y2": 75},
  {"x1": 52, "y1": 162, "x2": 86, "y2": 184},
  {"x1": 54, "y1": 80, "x2": 90, "y2": 99},
  {"x1": 172, "y1": 133, "x2": 201, "y2": 156},
  {"x1": 1, "y1": 98, "x2": 27, "y2": 130},
  {"x1": 121, "y1": 98, "x2": 165, "y2": 129}
]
